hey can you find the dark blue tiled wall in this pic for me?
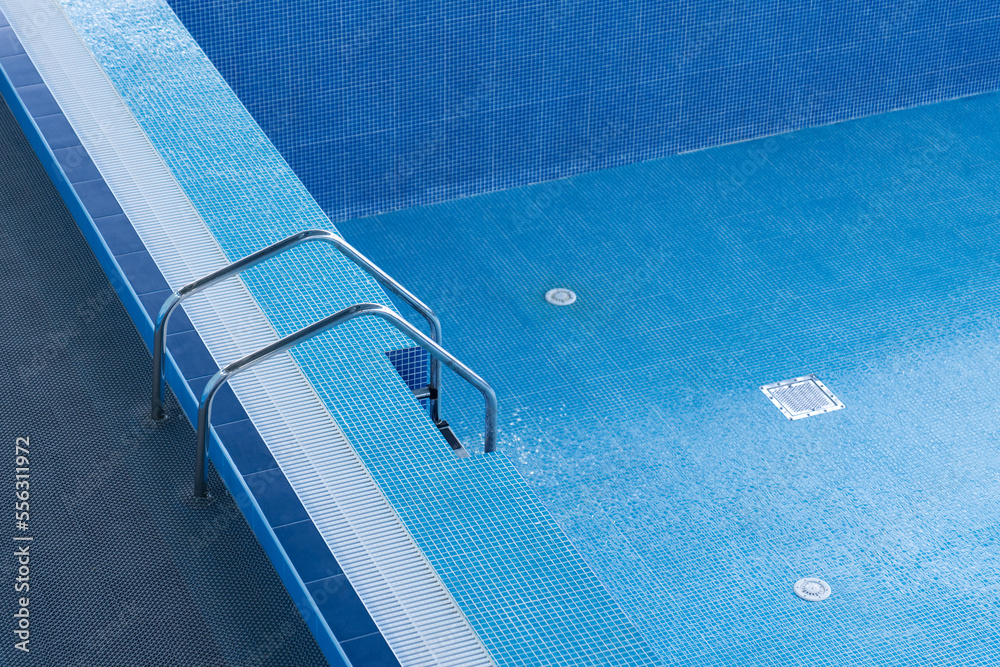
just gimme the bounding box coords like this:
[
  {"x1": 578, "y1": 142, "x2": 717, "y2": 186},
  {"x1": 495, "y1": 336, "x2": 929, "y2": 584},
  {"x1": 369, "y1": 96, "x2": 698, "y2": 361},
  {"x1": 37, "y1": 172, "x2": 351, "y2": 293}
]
[
  {"x1": 386, "y1": 347, "x2": 428, "y2": 393},
  {"x1": 167, "y1": 0, "x2": 1000, "y2": 221}
]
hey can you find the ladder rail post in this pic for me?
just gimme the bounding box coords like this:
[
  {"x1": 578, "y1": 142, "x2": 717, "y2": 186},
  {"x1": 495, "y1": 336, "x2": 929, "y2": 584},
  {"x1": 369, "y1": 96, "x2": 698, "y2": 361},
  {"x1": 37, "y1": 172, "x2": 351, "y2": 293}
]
[
  {"x1": 317, "y1": 235, "x2": 444, "y2": 424},
  {"x1": 150, "y1": 230, "x2": 317, "y2": 420},
  {"x1": 193, "y1": 302, "x2": 496, "y2": 497},
  {"x1": 151, "y1": 229, "x2": 444, "y2": 421}
]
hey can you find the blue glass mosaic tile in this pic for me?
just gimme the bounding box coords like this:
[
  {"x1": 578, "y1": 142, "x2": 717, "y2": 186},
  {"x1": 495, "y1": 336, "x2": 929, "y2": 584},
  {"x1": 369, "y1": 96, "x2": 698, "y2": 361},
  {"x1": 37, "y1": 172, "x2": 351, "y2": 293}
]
[
  {"x1": 340, "y1": 632, "x2": 400, "y2": 667},
  {"x1": 26, "y1": 3, "x2": 1000, "y2": 663},
  {"x1": 386, "y1": 346, "x2": 428, "y2": 392},
  {"x1": 0, "y1": 26, "x2": 24, "y2": 57},
  {"x1": 212, "y1": 419, "x2": 278, "y2": 475},
  {"x1": 186, "y1": 375, "x2": 248, "y2": 426},
  {"x1": 33, "y1": 113, "x2": 78, "y2": 149},
  {"x1": 72, "y1": 178, "x2": 124, "y2": 218},
  {"x1": 0, "y1": 54, "x2": 42, "y2": 86},
  {"x1": 339, "y1": 91, "x2": 1000, "y2": 665},
  {"x1": 165, "y1": 0, "x2": 1000, "y2": 223},
  {"x1": 15, "y1": 82, "x2": 58, "y2": 117},
  {"x1": 93, "y1": 213, "x2": 146, "y2": 255},
  {"x1": 273, "y1": 520, "x2": 343, "y2": 583},
  {"x1": 138, "y1": 289, "x2": 193, "y2": 331},
  {"x1": 114, "y1": 250, "x2": 169, "y2": 294},
  {"x1": 243, "y1": 468, "x2": 310, "y2": 528},
  {"x1": 54, "y1": 145, "x2": 101, "y2": 183},
  {"x1": 306, "y1": 575, "x2": 379, "y2": 642}
]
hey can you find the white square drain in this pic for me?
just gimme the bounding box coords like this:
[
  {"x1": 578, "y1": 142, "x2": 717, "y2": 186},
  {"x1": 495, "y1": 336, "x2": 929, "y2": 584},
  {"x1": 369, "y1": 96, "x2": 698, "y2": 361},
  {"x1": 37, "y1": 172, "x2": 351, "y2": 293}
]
[{"x1": 760, "y1": 374, "x2": 844, "y2": 420}]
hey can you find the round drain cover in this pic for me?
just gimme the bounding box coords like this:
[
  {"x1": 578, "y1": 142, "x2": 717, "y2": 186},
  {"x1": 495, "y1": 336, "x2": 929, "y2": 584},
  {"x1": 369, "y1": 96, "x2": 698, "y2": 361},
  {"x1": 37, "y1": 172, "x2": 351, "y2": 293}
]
[
  {"x1": 794, "y1": 578, "x2": 831, "y2": 601},
  {"x1": 545, "y1": 288, "x2": 577, "y2": 306}
]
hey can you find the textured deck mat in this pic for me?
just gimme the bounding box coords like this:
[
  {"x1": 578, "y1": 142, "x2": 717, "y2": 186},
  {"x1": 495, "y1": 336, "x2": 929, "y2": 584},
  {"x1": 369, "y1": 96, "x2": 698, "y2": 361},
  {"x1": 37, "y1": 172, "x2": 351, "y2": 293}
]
[{"x1": 0, "y1": 95, "x2": 328, "y2": 666}]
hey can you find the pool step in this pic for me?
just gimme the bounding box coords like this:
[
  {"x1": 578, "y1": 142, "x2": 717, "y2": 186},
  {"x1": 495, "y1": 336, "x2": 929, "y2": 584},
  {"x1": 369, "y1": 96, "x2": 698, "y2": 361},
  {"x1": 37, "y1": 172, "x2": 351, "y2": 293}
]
[
  {"x1": 392, "y1": 346, "x2": 471, "y2": 457},
  {"x1": 436, "y1": 420, "x2": 470, "y2": 457}
]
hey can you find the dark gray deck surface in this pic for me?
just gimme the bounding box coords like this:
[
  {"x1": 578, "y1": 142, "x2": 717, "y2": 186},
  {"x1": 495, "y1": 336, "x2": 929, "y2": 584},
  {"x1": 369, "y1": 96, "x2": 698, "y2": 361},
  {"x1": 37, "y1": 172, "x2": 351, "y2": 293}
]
[{"x1": 0, "y1": 95, "x2": 328, "y2": 666}]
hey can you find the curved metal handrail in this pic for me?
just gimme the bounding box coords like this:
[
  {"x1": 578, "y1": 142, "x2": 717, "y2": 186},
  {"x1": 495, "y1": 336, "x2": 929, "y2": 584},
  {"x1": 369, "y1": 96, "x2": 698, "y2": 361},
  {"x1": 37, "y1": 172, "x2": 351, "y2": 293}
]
[
  {"x1": 151, "y1": 229, "x2": 443, "y2": 422},
  {"x1": 192, "y1": 303, "x2": 497, "y2": 496}
]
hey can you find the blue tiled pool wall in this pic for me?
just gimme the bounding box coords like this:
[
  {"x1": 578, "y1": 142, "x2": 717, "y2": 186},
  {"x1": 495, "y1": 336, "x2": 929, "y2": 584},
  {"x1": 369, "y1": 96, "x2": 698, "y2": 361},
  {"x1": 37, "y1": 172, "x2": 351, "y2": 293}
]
[
  {"x1": 0, "y1": 17, "x2": 396, "y2": 667},
  {"x1": 165, "y1": 0, "x2": 1000, "y2": 222},
  {"x1": 336, "y1": 80, "x2": 1000, "y2": 664},
  {"x1": 385, "y1": 347, "x2": 428, "y2": 390},
  {"x1": 386, "y1": 347, "x2": 429, "y2": 406},
  {"x1": 50, "y1": 1, "x2": 665, "y2": 664}
]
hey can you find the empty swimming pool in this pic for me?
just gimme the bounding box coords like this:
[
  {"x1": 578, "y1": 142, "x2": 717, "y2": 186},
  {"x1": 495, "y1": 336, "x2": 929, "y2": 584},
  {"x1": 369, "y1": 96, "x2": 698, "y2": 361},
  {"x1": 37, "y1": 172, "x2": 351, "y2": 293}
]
[
  {"x1": 340, "y1": 93, "x2": 1000, "y2": 664},
  {"x1": 4, "y1": 0, "x2": 1000, "y2": 664}
]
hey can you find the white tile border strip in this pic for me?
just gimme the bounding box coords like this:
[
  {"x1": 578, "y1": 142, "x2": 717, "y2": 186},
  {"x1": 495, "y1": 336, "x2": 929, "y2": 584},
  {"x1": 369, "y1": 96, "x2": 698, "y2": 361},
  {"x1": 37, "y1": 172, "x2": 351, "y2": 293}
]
[{"x1": 0, "y1": 1, "x2": 494, "y2": 664}]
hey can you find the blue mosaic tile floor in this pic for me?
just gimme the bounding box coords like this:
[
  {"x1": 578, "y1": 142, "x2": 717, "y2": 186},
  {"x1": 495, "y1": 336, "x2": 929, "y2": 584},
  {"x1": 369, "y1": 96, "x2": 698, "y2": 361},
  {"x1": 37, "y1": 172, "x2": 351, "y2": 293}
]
[
  {"x1": 50, "y1": 0, "x2": 662, "y2": 664},
  {"x1": 340, "y1": 92, "x2": 1000, "y2": 665}
]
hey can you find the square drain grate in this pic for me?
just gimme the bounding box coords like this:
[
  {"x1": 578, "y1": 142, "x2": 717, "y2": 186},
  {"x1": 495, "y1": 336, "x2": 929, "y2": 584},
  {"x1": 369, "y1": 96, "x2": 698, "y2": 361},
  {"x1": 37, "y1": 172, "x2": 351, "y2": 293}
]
[{"x1": 760, "y1": 374, "x2": 844, "y2": 420}]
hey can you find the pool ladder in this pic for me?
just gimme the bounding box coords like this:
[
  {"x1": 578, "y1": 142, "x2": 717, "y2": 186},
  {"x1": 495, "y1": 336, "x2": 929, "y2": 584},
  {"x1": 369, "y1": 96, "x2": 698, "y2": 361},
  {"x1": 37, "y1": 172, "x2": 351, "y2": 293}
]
[{"x1": 149, "y1": 229, "x2": 497, "y2": 497}]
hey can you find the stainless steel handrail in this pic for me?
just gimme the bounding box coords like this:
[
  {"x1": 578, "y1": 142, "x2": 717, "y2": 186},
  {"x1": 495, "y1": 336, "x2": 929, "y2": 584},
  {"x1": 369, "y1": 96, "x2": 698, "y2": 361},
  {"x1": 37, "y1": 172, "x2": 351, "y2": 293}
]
[
  {"x1": 192, "y1": 303, "x2": 497, "y2": 496},
  {"x1": 151, "y1": 229, "x2": 443, "y2": 422}
]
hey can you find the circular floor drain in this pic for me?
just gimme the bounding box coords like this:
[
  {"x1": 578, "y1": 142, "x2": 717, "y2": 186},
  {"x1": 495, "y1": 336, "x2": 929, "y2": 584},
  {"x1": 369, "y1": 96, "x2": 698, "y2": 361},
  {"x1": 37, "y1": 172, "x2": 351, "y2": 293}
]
[
  {"x1": 794, "y1": 578, "x2": 831, "y2": 601},
  {"x1": 545, "y1": 288, "x2": 577, "y2": 306}
]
